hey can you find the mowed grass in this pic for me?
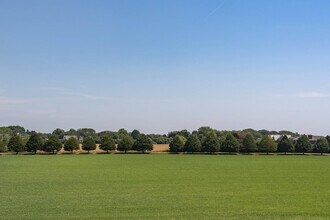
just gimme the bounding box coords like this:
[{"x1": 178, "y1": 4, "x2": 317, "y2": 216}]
[{"x1": 0, "y1": 155, "x2": 329, "y2": 219}]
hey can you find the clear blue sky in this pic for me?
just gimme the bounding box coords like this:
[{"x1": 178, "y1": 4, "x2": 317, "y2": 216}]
[{"x1": 1, "y1": 0, "x2": 330, "y2": 135}]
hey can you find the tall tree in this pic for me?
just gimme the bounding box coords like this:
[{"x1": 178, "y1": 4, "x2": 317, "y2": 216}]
[
  {"x1": 314, "y1": 137, "x2": 329, "y2": 155},
  {"x1": 221, "y1": 133, "x2": 240, "y2": 153},
  {"x1": 258, "y1": 136, "x2": 277, "y2": 154},
  {"x1": 25, "y1": 132, "x2": 44, "y2": 154},
  {"x1": 131, "y1": 129, "x2": 140, "y2": 140},
  {"x1": 7, "y1": 134, "x2": 25, "y2": 154},
  {"x1": 82, "y1": 137, "x2": 96, "y2": 153},
  {"x1": 0, "y1": 137, "x2": 6, "y2": 152},
  {"x1": 184, "y1": 135, "x2": 201, "y2": 153},
  {"x1": 277, "y1": 135, "x2": 294, "y2": 154},
  {"x1": 241, "y1": 133, "x2": 257, "y2": 153},
  {"x1": 117, "y1": 135, "x2": 134, "y2": 153},
  {"x1": 64, "y1": 137, "x2": 80, "y2": 153},
  {"x1": 99, "y1": 135, "x2": 116, "y2": 153},
  {"x1": 201, "y1": 131, "x2": 220, "y2": 153},
  {"x1": 295, "y1": 135, "x2": 312, "y2": 155},
  {"x1": 42, "y1": 135, "x2": 62, "y2": 154},
  {"x1": 132, "y1": 134, "x2": 153, "y2": 153},
  {"x1": 169, "y1": 135, "x2": 186, "y2": 153},
  {"x1": 52, "y1": 128, "x2": 65, "y2": 139}
]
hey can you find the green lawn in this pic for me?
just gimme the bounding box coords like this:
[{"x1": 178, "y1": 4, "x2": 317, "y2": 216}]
[{"x1": 0, "y1": 154, "x2": 329, "y2": 219}]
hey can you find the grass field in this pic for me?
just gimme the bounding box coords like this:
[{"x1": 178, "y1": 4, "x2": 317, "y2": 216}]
[{"x1": 0, "y1": 155, "x2": 329, "y2": 219}]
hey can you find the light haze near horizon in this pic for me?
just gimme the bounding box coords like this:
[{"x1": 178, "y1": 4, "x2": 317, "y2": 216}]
[{"x1": 1, "y1": 0, "x2": 330, "y2": 135}]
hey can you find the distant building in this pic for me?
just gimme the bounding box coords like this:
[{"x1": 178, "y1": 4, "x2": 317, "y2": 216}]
[
  {"x1": 63, "y1": 135, "x2": 83, "y2": 142},
  {"x1": 307, "y1": 135, "x2": 323, "y2": 144}
]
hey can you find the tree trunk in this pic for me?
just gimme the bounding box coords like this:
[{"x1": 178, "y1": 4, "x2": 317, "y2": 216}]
[
  {"x1": 107, "y1": 150, "x2": 109, "y2": 154},
  {"x1": 87, "y1": 150, "x2": 90, "y2": 154},
  {"x1": 16, "y1": 152, "x2": 18, "y2": 155},
  {"x1": 285, "y1": 152, "x2": 286, "y2": 155},
  {"x1": 125, "y1": 150, "x2": 127, "y2": 154}
]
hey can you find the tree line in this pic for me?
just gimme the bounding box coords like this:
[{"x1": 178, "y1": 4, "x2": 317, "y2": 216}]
[{"x1": 0, "y1": 126, "x2": 329, "y2": 155}]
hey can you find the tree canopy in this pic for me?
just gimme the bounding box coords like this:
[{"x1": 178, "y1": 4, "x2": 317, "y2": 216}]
[
  {"x1": 7, "y1": 134, "x2": 25, "y2": 154},
  {"x1": 277, "y1": 135, "x2": 294, "y2": 154},
  {"x1": 314, "y1": 138, "x2": 329, "y2": 155},
  {"x1": 258, "y1": 136, "x2": 277, "y2": 154},
  {"x1": 25, "y1": 132, "x2": 44, "y2": 153},
  {"x1": 82, "y1": 137, "x2": 96, "y2": 153},
  {"x1": 169, "y1": 135, "x2": 186, "y2": 153},
  {"x1": 184, "y1": 135, "x2": 201, "y2": 153},
  {"x1": 99, "y1": 135, "x2": 116, "y2": 153},
  {"x1": 43, "y1": 135, "x2": 62, "y2": 154},
  {"x1": 132, "y1": 134, "x2": 153, "y2": 153},
  {"x1": 64, "y1": 137, "x2": 80, "y2": 153},
  {"x1": 117, "y1": 135, "x2": 134, "y2": 153},
  {"x1": 221, "y1": 133, "x2": 240, "y2": 153},
  {"x1": 295, "y1": 135, "x2": 312, "y2": 154},
  {"x1": 241, "y1": 133, "x2": 257, "y2": 153},
  {"x1": 201, "y1": 131, "x2": 220, "y2": 153}
]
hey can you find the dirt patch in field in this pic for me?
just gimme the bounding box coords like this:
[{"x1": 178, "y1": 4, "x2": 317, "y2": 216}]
[{"x1": 152, "y1": 144, "x2": 169, "y2": 152}]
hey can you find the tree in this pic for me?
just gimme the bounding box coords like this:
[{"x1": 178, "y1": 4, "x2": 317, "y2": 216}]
[
  {"x1": 132, "y1": 134, "x2": 153, "y2": 153},
  {"x1": 277, "y1": 135, "x2": 294, "y2": 154},
  {"x1": 241, "y1": 133, "x2": 257, "y2": 153},
  {"x1": 295, "y1": 135, "x2": 312, "y2": 155},
  {"x1": 0, "y1": 137, "x2": 6, "y2": 152},
  {"x1": 64, "y1": 137, "x2": 80, "y2": 153},
  {"x1": 201, "y1": 131, "x2": 220, "y2": 153},
  {"x1": 169, "y1": 135, "x2": 186, "y2": 153},
  {"x1": 314, "y1": 138, "x2": 329, "y2": 155},
  {"x1": 326, "y1": 136, "x2": 330, "y2": 151},
  {"x1": 25, "y1": 132, "x2": 44, "y2": 154},
  {"x1": 42, "y1": 135, "x2": 62, "y2": 154},
  {"x1": 258, "y1": 135, "x2": 277, "y2": 154},
  {"x1": 52, "y1": 128, "x2": 65, "y2": 139},
  {"x1": 221, "y1": 133, "x2": 240, "y2": 153},
  {"x1": 99, "y1": 135, "x2": 116, "y2": 153},
  {"x1": 7, "y1": 134, "x2": 25, "y2": 154},
  {"x1": 184, "y1": 135, "x2": 201, "y2": 153},
  {"x1": 82, "y1": 136, "x2": 96, "y2": 153},
  {"x1": 131, "y1": 129, "x2": 140, "y2": 140},
  {"x1": 117, "y1": 135, "x2": 134, "y2": 153}
]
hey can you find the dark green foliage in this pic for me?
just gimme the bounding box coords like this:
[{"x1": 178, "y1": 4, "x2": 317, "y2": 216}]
[
  {"x1": 131, "y1": 129, "x2": 140, "y2": 140},
  {"x1": 295, "y1": 135, "x2": 312, "y2": 154},
  {"x1": 258, "y1": 136, "x2": 277, "y2": 154},
  {"x1": 64, "y1": 129, "x2": 78, "y2": 136},
  {"x1": 221, "y1": 133, "x2": 240, "y2": 153},
  {"x1": 78, "y1": 128, "x2": 96, "y2": 138},
  {"x1": 132, "y1": 134, "x2": 153, "y2": 153},
  {"x1": 52, "y1": 128, "x2": 65, "y2": 139},
  {"x1": 64, "y1": 137, "x2": 80, "y2": 153},
  {"x1": 117, "y1": 135, "x2": 134, "y2": 153},
  {"x1": 184, "y1": 135, "x2": 201, "y2": 153},
  {"x1": 314, "y1": 138, "x2": 329, "y2": 155},
  {"x1": 201, "y1": 131, "x2": 220, "y2": 153},
  {"x1": 193, "y1": 126, "x2": 215, "y2": 141},
  {"x1": 0, "y1": 137, "x2": 7, "y2": 152},
  {"x1": 99, "y1": 135, "x2": 116, "y2": 153},
  {"x1": 168, "y1": 129, "x2": 191, "y2": 139},
  {"x1": 82, "y1": 137, "x2": 96, "y2": 153},
  {"x1": 241, "y1": 133, "x2": 257, "y2": 153},
  {"x1": 7, "y1": 134, "x2": 25, "y2": 154},
  {"x1": 25, "y1": 132, "x2": 44, "y2": 153},
  {"x1": 148, "y1": 134, "x2": 171, "y2": 144},
  {"x1": 43, "y1": 135, "x2": 62, "y2": 154},
  {"x1": 277, "y1": 135, "x2": 294, "y2": 154},
  {"x1": 169, "y1": 135, "x2": 186, "y2": 153}
]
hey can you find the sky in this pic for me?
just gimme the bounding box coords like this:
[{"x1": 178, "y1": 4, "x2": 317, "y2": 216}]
[{"x1": 1, "y1": 0, "x2": 330, "y2": 135}]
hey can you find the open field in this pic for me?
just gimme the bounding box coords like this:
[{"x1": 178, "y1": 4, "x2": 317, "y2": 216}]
[{"x1": 0, "y1": 155, "x2": 329, "y2": 219}]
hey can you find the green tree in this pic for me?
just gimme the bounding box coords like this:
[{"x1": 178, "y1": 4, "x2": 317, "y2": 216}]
[
  {"x1": 132, "y1": 134, "x2": 153, "y2": 153},
  {"x1": 64, "y1": 137, "x2": 80, "y2": 153},
  {"x1": 258, "y1": 135, "x2": 277, "y2": 154},
  {"x1": 25, "y1": 132, "x2": 44, "y2": 154},
  {"x1": 241, "y1": 133, "x2": 257, "y2": 153},
  {"x1": 0, "y1": 137, "x2": 6, "y2": 152},
  {"x1": 99, "y1": 135, "x2": 116, "y2": 153},
  {"x1": 131, "y1": 129, "x2": 140, "y2": 140},
  {"x1": 277, "y1": 135, "x2": 294, "y2": 154},
  {"x1": 52, "y1": 128, "x2": 65, "y2": 139},
  {"x1": 169, "y1": 135, "x2": 186, "y2": 153},
  {"x1": 295, "y1": 135, "x2": 312, "y2": 155},
  {"x1": 221, "y1": 133, "x2": 240, "y2": 153},
  {"x1": 117, "y1": 135, "x2": 134, "y2": 153},
  {"x1": 314, "y1": 137, "x2": 329, "y2": 155},
  {"x1": 7, "y1": 134, "x2": 25, "y2": 154},
  {"x1": 82, "y1": 137, "x2": 96, "y2": 153},
  {"x1": 184, "y1": 135, "x2": 201, "y2": 153},
  {"x1": 201, "y1": 131, "x2": 220, "y2": 153},
  {"x1": 42, "y1": 135, "x2": 62, "y2": 154}
]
